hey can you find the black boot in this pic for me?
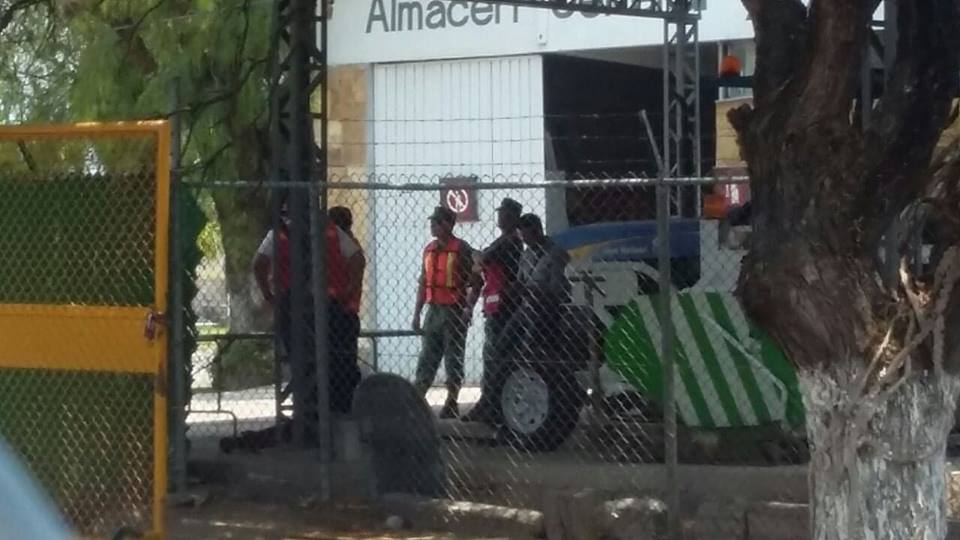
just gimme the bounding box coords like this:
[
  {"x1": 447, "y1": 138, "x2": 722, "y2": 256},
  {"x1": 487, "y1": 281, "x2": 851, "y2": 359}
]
[
  {"x1": 439, "y1": 397, "x2": 459, "y2": 419},
  {"x1": 461, "y1": 398, "x2": 496, "y2": 424}
]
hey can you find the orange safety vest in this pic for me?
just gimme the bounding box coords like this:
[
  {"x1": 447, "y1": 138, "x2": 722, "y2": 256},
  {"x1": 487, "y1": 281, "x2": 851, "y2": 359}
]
[
  {"x1": 423, "y1": 237, "x2": 464, "y2": 305},
  {"x1": 274, "y1": 223, "x2": 347, "y2": 299}
]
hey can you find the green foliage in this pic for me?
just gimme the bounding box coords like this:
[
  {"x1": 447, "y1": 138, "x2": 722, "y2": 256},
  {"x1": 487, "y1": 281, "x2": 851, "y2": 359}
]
[
  {"x1": 196, "y1": 189, "x2": 224, "y2": 259},
  {"x1": 0, "y1": 0, "x2": 276, "y2": 517},
  {"x1": 2, "y1": 0, "x2": 273, "y2": 180},
  {"x1": 215, "y1": 338, "x2": 275, "y2": 391}
]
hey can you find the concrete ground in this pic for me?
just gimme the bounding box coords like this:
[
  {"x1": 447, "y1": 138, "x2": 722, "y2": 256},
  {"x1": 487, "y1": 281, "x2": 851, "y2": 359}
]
[
  {"x1": 167, "y1": 499, "x2": 515, "y2": 540},
  {"x1": 186, "y1": 382, "x2": 810, "y2": 516},
  {"x1": 178, "y1": 382, "x2": 960, "y2": 539}
]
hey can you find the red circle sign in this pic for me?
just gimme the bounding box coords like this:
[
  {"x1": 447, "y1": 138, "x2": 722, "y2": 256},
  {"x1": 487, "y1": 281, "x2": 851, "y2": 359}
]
[{"x1": 446, "y1": 189, "x2": 470, "y2": 214}]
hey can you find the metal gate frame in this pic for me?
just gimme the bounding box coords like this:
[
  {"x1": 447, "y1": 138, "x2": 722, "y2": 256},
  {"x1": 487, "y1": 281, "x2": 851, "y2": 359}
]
[{"x1": 0, "y1": 121, "x2": 170, "y2": 539}]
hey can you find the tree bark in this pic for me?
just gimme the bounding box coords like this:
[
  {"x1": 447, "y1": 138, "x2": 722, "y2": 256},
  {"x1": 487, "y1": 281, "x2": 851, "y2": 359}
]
[
  {"x1": 211, "y1": 187, "x2": 270, "y2": 332},
  {"x1": 801, "y1": 368, "x2": 960, "y2": 540},
  {"x1": 731, "y1": 2, "x2": 960, "y2": 537},
  {"x1": 211, "y1": 123, "x2": 271, "y2": 332}
]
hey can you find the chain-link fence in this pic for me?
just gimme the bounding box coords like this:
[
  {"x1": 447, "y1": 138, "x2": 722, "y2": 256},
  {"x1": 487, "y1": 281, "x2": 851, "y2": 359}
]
[
  {"x1": 178, "y1": 166, "x2": 811, "y2": 536},
  {"x1": 0, "y1": 123, "x2": 170, "y2": 538}
]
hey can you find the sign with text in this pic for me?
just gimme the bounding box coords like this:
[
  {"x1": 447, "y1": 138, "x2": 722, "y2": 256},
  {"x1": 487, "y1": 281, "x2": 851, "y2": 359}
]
[
  {"x1": 329, "y1": 0, "x2": 753, "y2": 66},
  {"x1": 440, "y1": 176, "x2": 479, "y2": 222}
]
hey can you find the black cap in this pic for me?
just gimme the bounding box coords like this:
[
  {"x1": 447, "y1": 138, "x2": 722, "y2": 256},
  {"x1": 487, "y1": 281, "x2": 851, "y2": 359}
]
[
  {"x1": 429, "y1": 206, "x2": 456, "y2": 224},
  {"x1": 496, "y1": 197, "x2": 523, "y2": 216},
  {"x1": 518, "y1": 213, "x2": 542, "y2": 230}
]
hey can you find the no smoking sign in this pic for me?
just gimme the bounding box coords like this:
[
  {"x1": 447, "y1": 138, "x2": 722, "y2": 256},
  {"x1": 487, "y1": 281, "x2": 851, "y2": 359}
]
[
  {"x1": 446, "y1": 189, "x2": 470, "y2": 213},
  {"x1": 440, "y1": 176, "x2": 479, "y2": 222}
]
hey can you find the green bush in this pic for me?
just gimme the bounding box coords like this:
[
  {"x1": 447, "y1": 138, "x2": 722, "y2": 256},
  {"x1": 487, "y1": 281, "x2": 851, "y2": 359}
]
[{"x1": 214, "y1": 338, "x2": 275, "y2": 391}]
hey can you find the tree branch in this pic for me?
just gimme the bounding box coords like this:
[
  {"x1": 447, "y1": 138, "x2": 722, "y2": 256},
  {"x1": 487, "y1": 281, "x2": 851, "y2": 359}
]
[
  {"x1": 860, "y1": 0, "x2": 960, "y2": 246},
  {"x1": 233, "y1": 0, "x2": 252, "y2": 74},
  {"x1": 117, "y1": 0, "x2": 166, "y2": 75},
  {"x1": 739, "y1": 0, "x2": 809, "y2": 108},
  {"x1": 16, "y1": 140, "x2": 36, "y2": 171}
]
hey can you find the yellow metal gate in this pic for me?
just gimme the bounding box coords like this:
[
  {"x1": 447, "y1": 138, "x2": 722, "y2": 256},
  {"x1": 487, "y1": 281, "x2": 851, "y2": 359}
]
[{"x1": 0, "y1": 122, "x2": 170, "y2": 538}]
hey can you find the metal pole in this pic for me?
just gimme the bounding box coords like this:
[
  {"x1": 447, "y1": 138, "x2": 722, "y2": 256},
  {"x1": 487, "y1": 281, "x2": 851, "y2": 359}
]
[
  {"x1": 690, "y1": 17, "x2": 702, "y2": 215},
  {"x1": 672, "y1": 2, "x2": 687, "y2": 216},
  {"x1": 315, "y1": 0, "x2": 332, "y2": 500},
  {"x1": 310, "y1": 182, "x2": 332, "y2": 502},
  {"x1": 286, "y1": 0, "x2": 316, "y2": 447},
  {"x1": 644, "y1": 107, "x2": 679, "y2": 540},
  {"x1": 662, "y1": 18, "x2": 672, "y2": 183},
  {"x1": 168, "y1": 77, "x2": 188, "y2": 495},
  {"x1": 270, "y1": 189, "x2": 286, "y2": 444},
  {"x1": 663, "y1": 5, "x2": 685, "y2": 215},
  {"x1": 268, "y1": 0, "x2": 287, "y2": 445},
  {"x1": 657, "y1": 174, "x2": 680, "y2": 540}
]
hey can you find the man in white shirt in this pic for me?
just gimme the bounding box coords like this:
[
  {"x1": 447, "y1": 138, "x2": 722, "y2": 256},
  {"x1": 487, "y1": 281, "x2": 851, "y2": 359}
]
[{"x1": 224, "y1": 205, "x2": 364, "y2": 450}]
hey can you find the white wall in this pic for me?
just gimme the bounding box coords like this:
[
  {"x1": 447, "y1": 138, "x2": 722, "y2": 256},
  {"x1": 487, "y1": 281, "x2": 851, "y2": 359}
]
[
  {"x1": 329, "y1": 1, "x2": 754, "y2": 66},
  {"x1": 369, "y1": 56, "x2": 546, "y2": 384}
]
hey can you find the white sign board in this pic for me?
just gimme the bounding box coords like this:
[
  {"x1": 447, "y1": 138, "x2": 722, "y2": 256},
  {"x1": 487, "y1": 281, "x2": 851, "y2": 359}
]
[{"x1": 329, "y1": 1, "x2": 755, "y2": 65}]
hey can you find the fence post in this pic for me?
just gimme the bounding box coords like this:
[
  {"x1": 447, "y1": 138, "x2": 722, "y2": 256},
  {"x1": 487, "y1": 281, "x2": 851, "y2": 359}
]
[
  {"x1": 657, "y1": 174, "x2": 680, "y2": 540},
  {"x1": 314, "y1": 0, "x2": 332, "y2": 502},
  {"x1": 168, "y1": 77, "x2": 188, "y2": 495},
  {"x1": 643, "y1": 110, "x2": 681, "y2": 540},
  {"x1": 310, "y1": 181, "x2": 333, "y2": 502}
]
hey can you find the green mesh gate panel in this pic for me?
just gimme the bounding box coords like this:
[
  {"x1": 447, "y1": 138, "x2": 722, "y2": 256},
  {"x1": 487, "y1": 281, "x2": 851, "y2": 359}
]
[{"x1": 0, "y1": 123, "x2": 170, "y2": 539}]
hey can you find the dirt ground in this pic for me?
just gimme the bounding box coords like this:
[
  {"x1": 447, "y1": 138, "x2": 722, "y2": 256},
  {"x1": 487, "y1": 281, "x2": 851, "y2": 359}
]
[{"x1": 166, "y1": 499, "x2": 515, "y2": 540}]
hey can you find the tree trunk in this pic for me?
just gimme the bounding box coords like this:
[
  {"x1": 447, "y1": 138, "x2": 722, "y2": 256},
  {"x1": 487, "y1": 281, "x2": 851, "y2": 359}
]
[
  {"x1": 213, "y1": 122, "x2": 271, "y2": 333},
  {"x1": 727, "y1": 2, "x2": 960, "y2": 538},
  {"x1": 801, "y1": 368, "x2": 960, "y2": 540},
  {"x1": 211, "y1": 188, "x2": 270, "y2": 332}
]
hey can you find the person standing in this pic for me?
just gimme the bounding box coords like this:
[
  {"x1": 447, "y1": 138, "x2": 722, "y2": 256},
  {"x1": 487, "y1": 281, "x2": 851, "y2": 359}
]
[
  {"x1": 412, "y1": 206, "x2": 478, "y2": 419},
  {"x1": 495, "y1": 213, "x2": 571, "y2": 363},
  {"x1": 462, "y1": 198, "x2": 524, "y2": 424},
  {"x1": 326, "y1": 206, "x2": 365, "y2": 413},
  {"x1": 329, "y1": 206, "x2": 366, "y2": 319},
  {"x1": 244, "y1": 203, "x2": 357, "y2": 448}
]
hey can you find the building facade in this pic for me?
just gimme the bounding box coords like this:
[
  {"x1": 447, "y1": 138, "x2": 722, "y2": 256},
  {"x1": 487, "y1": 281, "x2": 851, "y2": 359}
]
[{"x1": 324, "y1": 1, "x2": 757, "y2": 382}]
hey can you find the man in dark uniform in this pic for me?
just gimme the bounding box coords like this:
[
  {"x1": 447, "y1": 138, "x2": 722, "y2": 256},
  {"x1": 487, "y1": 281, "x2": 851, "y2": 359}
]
[{"x1": 462, "y1": 198, "x2": 524, "y2": 424}]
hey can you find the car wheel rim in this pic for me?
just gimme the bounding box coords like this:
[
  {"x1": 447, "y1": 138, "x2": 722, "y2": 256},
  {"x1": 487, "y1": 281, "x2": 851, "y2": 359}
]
[{"x1": 501, "y1": 368, "x2": 550, "y2": 435}]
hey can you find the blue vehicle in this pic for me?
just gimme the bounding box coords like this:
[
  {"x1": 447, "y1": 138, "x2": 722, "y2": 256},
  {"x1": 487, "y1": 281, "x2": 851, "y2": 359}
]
[{"x1": 0, "y1": 439, "x2": 72, "y2": 540}]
